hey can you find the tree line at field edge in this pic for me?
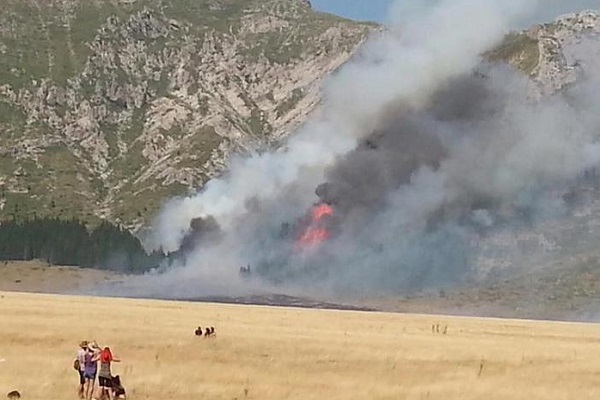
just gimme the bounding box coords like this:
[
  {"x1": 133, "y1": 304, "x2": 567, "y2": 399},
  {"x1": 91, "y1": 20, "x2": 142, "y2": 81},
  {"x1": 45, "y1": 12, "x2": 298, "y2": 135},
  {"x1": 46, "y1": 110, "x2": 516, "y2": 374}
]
[{"x1": 0, "y1": 217, "x2": 165, "y2": 274}]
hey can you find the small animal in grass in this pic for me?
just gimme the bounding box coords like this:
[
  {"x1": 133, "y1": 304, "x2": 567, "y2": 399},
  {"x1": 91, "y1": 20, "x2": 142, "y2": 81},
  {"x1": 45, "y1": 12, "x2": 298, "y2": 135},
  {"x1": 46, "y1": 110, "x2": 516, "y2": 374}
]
[{"x1": 6, "y1": 390, "x2": 21, "y2": 400}]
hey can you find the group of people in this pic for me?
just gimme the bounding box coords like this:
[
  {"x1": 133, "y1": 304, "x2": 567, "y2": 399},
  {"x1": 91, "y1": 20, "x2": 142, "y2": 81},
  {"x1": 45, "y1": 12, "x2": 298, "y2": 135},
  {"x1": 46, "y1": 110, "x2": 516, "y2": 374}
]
[
  {"x1": 194, "y1": 326, "x2": 216, "y2": 337},
  {"x1": 75, "y1": 340, "x2": 125, "y2": 400}
]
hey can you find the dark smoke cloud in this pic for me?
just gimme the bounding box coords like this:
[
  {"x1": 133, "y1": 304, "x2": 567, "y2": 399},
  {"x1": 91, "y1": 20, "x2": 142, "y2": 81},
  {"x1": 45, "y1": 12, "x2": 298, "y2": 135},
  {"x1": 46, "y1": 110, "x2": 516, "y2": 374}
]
[
  {"x1": 140, "y1": 63, "x2": 600, "y2": 298},
  {"x1": 317, "y1": 70, "x2": 503, "y2": 216},
  {"x1": 119, "y1": 2, "x2": 600, "y2": 300}
]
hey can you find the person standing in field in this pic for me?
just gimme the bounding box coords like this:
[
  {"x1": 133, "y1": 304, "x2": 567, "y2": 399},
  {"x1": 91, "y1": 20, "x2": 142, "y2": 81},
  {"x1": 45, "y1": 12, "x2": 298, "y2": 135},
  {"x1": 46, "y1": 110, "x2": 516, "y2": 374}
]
[
  {"x1": 76, "y1": 341, "x2": 88, "y2": 399},
  {"x1": 98, "y1": 347, "x2": 121, "y2": 400},
  {"x1": 83, "y1": 342, "x2": 100, "y2": 400}
]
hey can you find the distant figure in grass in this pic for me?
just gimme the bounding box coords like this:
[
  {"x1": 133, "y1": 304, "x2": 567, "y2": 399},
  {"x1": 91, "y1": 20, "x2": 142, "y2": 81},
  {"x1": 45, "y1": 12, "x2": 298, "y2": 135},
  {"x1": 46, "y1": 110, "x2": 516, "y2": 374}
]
[
  {"x1": 194, "y1": 326, "x2": 203, "y2": 336},
  {"x1": 6, "y1": 390, "x2": 20, "y2": 400},
  {"x1": 204, "y1": 327, "x2": 215, "y2": 337},
  {"x1": 75, "y1": 340, "x2": 88, "y2": 399},
  {"x1": 98, "y1": 347, "x2": 121, "y2": 400}
]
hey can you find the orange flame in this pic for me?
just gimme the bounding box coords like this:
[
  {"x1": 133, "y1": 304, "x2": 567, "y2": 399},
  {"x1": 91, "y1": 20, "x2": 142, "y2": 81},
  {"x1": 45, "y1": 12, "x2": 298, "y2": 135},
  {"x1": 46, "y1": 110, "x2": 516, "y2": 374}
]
[
  {"x1": 295, "y1": 204, "x2": 333, "y2": 249},
  {"x1": 297, "y1": 226, "x2": 331, "y2": 245},
  {"x1": 311, "y1": 204, "x2": 334, "y2": 220}
]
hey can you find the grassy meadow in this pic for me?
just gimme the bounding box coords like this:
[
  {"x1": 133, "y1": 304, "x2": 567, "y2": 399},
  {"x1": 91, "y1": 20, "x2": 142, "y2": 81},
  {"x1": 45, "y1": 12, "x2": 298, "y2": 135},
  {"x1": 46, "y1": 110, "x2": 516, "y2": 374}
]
[{"x1": 1, "y1": 291, "x2": 600, "y2": 400}]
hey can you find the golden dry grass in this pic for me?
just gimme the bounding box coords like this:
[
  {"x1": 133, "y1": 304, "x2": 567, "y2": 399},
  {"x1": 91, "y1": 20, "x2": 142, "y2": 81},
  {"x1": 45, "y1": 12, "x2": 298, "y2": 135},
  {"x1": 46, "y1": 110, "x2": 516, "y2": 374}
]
[{"x1": 1, "y1": 291, "x2": 600, "y2": 400}]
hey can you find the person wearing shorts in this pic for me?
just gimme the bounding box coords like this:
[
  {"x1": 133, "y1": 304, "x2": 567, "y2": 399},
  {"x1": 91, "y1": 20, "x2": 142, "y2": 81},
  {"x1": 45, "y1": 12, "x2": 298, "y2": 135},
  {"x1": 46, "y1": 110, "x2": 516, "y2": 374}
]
[
  {"x1": 98, "y1": 347, "x2": 121, "y2": 400},
  {"x1": 83, "y1": 343, "x2": 99, "y2": 400},
  {"x1": 76, "y1": 341, "x2": 88, "y2": 399}
]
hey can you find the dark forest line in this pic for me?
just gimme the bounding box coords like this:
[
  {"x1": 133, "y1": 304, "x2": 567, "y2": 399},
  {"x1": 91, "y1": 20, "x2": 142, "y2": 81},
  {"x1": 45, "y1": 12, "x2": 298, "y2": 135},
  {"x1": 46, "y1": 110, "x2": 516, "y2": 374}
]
[{"x1": 0, "y1": 217, "x2": 164, "y2": 273}]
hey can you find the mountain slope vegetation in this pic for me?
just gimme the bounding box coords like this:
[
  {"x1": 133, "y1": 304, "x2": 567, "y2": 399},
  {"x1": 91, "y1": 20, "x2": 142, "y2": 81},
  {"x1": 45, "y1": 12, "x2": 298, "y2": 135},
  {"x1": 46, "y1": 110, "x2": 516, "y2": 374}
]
[{"x1": 0, "y1": 0, "x2": 374, "y2": 228}]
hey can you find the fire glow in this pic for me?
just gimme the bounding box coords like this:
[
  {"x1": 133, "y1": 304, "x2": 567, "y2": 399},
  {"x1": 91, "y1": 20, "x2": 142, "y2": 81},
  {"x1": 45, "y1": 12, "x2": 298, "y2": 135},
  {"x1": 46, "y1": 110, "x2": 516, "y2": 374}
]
[{"x1": 295, "y1": 203, "x2": 334, "y2": 248}]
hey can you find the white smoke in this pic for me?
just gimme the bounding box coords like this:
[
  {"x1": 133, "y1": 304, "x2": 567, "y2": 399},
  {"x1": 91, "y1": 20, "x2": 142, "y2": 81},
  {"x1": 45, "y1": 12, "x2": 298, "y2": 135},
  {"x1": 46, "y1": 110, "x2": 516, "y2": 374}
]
[
  {"x1": 128, "y1": 0, "x2": 600, "y2": 299},
  {"x1": 151, "y1": 0, "x2": 534, "y2": 253}
]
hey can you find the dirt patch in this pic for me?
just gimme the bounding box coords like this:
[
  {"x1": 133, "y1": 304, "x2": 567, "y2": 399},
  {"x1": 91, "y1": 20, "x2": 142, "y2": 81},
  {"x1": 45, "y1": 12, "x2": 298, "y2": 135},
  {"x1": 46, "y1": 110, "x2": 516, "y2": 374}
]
[{"x1": 0, "y1": 260, "x2": 123, "y2": 294}]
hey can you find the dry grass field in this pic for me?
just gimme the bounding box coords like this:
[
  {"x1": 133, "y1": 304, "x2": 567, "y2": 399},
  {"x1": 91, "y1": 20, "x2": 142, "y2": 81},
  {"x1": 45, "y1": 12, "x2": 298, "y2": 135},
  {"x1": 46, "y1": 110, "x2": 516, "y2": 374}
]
[{"x1": 1, "y1": 291, "x2": 600, "y2": 400}]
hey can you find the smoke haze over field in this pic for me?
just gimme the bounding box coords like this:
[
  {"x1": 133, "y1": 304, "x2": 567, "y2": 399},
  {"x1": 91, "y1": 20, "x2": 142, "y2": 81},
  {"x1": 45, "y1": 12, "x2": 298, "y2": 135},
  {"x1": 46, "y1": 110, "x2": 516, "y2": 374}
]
[{"x1": 131, "y1": 1, "x2": 600, "y2": 299}]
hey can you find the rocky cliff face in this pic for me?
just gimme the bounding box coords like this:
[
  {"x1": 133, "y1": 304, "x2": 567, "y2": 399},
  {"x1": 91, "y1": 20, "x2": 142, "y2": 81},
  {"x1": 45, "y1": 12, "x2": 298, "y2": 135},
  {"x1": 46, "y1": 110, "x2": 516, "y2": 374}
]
[
  {"x1": 489, "y1": 10, "x2": 600, "y2": 95},
  {"x1": 475, "y1": 11, "x2": 600, "y2": 285},
  {"x1": 0, "y1": 0, "x2": 374, "y2": 227},
  {"x1": 1, "y1": 5, "x2": 598, "y2": 231}
]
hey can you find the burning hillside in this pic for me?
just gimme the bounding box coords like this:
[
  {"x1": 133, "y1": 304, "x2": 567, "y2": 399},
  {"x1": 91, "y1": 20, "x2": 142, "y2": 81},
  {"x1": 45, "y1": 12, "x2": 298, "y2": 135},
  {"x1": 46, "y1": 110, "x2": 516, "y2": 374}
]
[{"x1": 135, "y1": 3, "x2": 600, "y2": 300}]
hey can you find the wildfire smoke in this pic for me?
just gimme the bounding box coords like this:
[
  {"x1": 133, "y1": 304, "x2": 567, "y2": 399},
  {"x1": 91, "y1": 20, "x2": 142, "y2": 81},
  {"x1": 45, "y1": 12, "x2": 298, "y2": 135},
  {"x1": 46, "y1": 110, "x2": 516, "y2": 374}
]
[{"x1": 125, "y1": 0, "x2": 600, "y2": 300}]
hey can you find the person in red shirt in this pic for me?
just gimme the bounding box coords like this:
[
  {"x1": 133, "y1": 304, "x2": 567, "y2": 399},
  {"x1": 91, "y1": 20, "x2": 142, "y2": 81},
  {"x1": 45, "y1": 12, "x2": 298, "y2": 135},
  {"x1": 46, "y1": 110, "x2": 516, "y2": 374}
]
[{"x1": 97, "y1": 347, "x2": 121, "y2": 400}]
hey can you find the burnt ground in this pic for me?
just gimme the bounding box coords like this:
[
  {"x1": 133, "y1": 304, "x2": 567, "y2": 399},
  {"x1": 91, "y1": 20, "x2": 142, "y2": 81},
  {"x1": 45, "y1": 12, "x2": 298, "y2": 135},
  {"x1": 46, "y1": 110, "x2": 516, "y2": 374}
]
[
  {"x1": 162, "y1": 259, "x2": 600, "y2": 321},
  {"x1": 2, "y1": 260, "x2": 600, "y2": 322},
  {"x1": 176, "y1": 293, "x2": 377, "y2": 312},
  {"x1": 175, "y1": 256, "x2": 600, "y2": 322}
]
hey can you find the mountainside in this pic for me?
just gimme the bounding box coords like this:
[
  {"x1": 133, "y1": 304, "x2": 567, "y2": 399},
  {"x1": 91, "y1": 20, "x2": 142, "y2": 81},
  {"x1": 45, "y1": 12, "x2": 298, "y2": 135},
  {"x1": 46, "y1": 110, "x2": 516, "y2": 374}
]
[
  {"x1": 488, "y1": 10, "x2": 600, "y2": 95},
  {"x1": 395, "y1": 11, "x2": 600, "y2": 320},
  {"x1": 0, "y1": 0, "x2": 374, "y2": 228},
  {"x1": 1, "y1": 6, "x2": 599, "y2": 233}
]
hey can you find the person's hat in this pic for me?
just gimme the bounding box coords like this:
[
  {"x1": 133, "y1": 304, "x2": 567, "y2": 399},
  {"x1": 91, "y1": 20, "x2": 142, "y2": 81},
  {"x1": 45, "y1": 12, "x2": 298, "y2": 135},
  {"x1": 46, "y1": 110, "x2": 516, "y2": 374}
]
[
  {"x1": 79, "y1": 340, "x2": 88, "y2": 348},
  {"x1": 89, "y1": 341, "x2": 100, "y2": 351}
]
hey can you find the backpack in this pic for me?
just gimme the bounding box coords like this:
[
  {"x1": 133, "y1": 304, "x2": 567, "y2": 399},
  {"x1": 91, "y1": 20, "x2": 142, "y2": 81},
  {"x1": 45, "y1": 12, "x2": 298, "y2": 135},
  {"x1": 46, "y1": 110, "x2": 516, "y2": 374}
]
[{"x1": 73, "y1": 358, "x2": 80, "y2": 371}]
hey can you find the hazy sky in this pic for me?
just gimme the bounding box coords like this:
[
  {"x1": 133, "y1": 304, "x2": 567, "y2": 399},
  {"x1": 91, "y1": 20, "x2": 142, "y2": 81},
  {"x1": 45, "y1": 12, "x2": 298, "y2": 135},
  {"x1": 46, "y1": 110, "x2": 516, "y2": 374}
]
[
  {"x1": 310, "y1": 0, "x2": 394, "y2": 23},
  {"x1": 310, "y1": 0, "x2": 600, "y2": 25}
]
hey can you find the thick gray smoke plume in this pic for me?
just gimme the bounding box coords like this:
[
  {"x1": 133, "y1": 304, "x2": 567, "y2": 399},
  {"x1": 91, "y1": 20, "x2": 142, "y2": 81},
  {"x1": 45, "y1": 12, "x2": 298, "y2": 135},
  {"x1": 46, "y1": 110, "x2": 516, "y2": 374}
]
[{"x1": 129, "y1": 0, "x2": 600, "y2": 299}]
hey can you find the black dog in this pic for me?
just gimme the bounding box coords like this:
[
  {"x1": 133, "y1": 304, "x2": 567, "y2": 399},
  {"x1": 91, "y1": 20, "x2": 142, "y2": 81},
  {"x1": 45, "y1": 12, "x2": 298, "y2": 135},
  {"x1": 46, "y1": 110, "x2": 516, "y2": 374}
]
[{"x1": 111, "y1": 375, "x2": 126, "y2": 399}]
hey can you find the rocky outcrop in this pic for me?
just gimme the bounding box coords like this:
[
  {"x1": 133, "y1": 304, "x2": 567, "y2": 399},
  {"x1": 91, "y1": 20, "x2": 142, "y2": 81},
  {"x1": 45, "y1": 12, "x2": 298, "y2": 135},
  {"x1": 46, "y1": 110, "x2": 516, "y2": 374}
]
[
  {"x1": 0, "y1": 0, "x2": 374, "y2": 228},
  {"x1": 1, "y1": 4, "x2": 597, "y2": 230},
  {"x1": 490, "y1": 11, "x2": 600, "y2": 96}
]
